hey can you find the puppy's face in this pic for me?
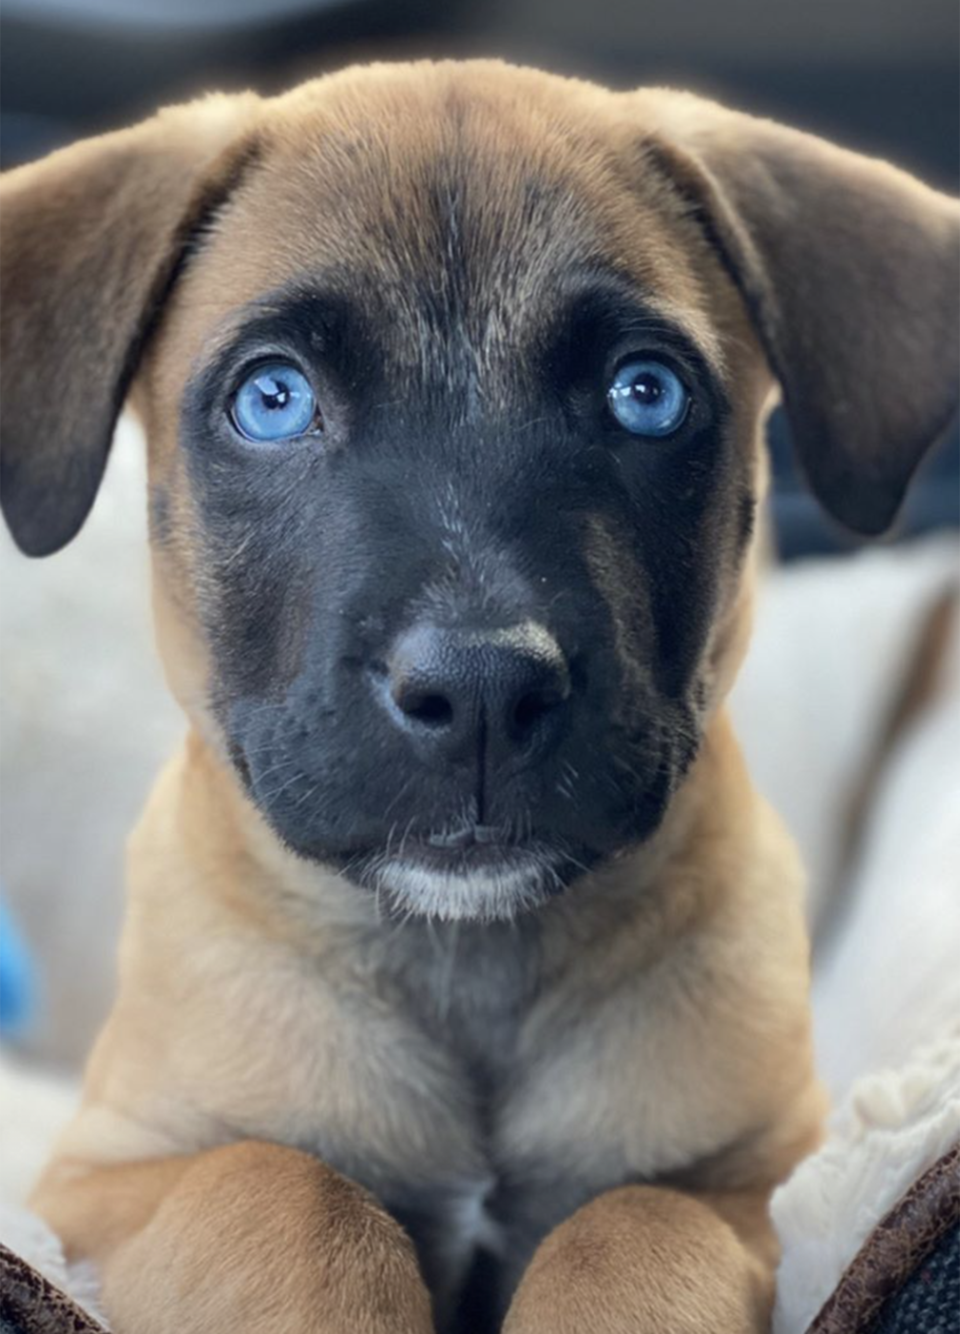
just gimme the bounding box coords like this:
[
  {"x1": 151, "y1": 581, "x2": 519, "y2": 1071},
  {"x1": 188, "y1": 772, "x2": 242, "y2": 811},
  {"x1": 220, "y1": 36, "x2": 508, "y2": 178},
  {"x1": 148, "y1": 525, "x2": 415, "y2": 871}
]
[
  {"x1": 2, "y1": 63, "x2": 957, "y2": 920},
  {"x1": 142, "y1": 72, "x2": 766, "y2": 918}
]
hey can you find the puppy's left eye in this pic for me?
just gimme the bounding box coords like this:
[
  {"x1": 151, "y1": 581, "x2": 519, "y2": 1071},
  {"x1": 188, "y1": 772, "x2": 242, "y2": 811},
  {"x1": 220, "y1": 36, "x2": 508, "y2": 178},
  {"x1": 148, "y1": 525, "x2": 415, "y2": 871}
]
[
  {"x1": 230, "y1": 362, "x2": 321, "y2": 442},
  {"x1": 607, "y1": 359, "x2": 690, "y2": 437}
]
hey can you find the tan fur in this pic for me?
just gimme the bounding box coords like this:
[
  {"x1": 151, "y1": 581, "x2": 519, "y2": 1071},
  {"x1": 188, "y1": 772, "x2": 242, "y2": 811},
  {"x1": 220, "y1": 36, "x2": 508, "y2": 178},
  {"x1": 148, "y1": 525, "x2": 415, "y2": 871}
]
[
  {"x1": 4, "y1": 58, "x2": 956, "y2": 1334},
  {"x1": 504, "y1": 1185, "x2": 774, "y2": 1334},
  {"x1": 40, "y1": 1143, "x2": 433, "y2": 1333}
]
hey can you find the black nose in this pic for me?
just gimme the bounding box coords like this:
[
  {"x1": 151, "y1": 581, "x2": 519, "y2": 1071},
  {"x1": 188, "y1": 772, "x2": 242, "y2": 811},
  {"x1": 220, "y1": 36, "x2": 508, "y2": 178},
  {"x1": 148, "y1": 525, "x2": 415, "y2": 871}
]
[{"x1": 379, "y1": 622, "x2": 571, "y2": 766}]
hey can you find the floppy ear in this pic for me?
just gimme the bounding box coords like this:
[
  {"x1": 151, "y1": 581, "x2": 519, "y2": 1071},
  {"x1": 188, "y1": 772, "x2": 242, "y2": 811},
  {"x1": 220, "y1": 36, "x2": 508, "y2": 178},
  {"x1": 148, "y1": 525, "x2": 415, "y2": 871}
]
[
  {"x1": 0, "y1": 94, "x2": 260, "y2": 556},
  {"x1": 639, "y1": 92, "x2": 960, "y2": 535}
]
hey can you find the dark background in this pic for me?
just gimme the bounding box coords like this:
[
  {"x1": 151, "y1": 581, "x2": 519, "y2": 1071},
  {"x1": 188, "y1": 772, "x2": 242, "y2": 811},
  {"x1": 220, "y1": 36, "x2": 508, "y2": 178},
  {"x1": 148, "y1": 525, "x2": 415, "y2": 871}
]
[{"x1": 2, "y1": 0, "x2": 958, "y2": 558}]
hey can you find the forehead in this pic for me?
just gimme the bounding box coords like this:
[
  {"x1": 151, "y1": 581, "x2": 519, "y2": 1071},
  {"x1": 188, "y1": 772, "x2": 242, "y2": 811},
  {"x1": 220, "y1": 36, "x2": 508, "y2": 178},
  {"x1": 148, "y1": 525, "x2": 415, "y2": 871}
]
[{"x1": 158, "y1": 65, "x2": 730, "y2": 386}]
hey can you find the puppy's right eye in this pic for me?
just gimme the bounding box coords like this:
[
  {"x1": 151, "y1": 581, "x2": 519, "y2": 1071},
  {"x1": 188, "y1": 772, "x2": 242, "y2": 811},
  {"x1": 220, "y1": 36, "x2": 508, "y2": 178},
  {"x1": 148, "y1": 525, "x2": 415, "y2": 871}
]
[
  {"x1": 607, "y1": 359, "x2": 690, "y2": 438},
  {"x1": 230, "y1": 362, "x2": 322, "y2": 443}
]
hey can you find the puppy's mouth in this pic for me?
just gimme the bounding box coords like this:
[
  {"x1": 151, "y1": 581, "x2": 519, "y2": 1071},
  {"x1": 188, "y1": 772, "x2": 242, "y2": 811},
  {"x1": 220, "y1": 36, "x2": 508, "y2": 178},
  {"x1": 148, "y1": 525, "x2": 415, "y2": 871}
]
[{"x1": 340, "y1": 824, "x2": 591, "y2": 922}]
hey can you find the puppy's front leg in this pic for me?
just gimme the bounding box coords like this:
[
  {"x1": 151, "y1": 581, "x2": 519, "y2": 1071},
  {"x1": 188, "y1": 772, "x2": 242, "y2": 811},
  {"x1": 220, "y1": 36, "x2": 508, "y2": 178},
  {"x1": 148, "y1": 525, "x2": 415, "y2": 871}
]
[
  {"x1": 32, "y1": 1141, "x2": 434, "y2": 1334},
  {"x1": 503, "y1": 1184, "x2": 776, "y2": 1334}
]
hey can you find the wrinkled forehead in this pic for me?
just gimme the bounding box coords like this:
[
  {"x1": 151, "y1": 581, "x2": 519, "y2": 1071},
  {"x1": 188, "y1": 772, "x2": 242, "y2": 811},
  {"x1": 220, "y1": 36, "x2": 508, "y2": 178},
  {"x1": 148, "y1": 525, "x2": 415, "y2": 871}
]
[{"x1": 157, "y1": 77, "x2": 726, "y2": 394}]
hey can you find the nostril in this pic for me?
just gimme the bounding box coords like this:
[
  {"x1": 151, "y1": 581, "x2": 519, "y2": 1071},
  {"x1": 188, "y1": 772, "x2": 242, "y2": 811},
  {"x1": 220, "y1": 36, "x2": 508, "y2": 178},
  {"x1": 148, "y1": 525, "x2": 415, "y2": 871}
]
[
  {"x1": 512, "y1": 687, "x2": 564, "y2": 739},
  {"x1": 396, "y1": 688, "x2": 455, "y2": 729}
]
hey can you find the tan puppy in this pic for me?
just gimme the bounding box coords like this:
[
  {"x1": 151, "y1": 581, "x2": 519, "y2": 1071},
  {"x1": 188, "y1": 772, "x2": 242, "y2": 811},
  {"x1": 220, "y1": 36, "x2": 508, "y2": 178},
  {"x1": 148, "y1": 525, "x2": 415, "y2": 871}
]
[{"x1": 2, "y1": 61, "x2": 957, "y2": 1334}]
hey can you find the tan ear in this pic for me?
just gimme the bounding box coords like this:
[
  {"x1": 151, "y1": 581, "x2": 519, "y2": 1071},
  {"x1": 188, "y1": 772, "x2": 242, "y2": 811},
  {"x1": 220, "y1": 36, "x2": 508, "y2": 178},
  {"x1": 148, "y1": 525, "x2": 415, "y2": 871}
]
[
  {"x1": 638, "y1": 92, "x2": 960, "y2": 535},
  {"x1": 0, "y1": 93, "x2": 260, "y2": 556}
]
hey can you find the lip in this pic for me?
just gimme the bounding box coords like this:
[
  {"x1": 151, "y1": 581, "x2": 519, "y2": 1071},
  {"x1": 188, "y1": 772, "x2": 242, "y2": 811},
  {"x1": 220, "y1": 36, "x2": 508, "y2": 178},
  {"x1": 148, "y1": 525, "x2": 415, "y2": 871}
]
[
  {"x1": 372, "y1": 830, "x2": 557, "y2": 878},
  {"x1": 407, "y1": 825, "x2": 540, "y2": 874},
  {"x1": 339, "y1": 828, "x2": 580, "y2": 921},
  {"x1": 426, "y1": 824, "x2": 504, "y2": 849}
]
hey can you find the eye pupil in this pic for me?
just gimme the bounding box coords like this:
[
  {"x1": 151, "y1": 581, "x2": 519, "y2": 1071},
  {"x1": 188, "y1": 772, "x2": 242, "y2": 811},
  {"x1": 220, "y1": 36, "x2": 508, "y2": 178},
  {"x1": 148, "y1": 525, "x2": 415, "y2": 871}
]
[
  {"x1": 261, "y1": 379, "x2": 289, "y2": 409},
  {"x1": 231, "y1": 362, "x2": 319, "y2": 443},
  {"x1": 607, "y1": 359, "x2": 689, "y2": 438},
  {"x1": 632, "y1": 373, "x2": 663, "y2": 403}
]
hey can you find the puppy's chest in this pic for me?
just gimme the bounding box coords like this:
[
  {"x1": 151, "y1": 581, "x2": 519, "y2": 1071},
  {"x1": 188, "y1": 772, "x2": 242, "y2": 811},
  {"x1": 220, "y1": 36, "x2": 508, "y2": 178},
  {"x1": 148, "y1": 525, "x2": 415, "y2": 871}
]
[
  {"x1": 374, "y1": 928, "x2": 551, "y2": 1309},
  {"x1": 395, "y1": 924, "x2": 536, "y2": 1096},
  {"x1": 310, "y1": 921, "x2": 741, "y2": 1327},
  {"x1": 369, "y1": 926, "x2": 645, "y2": 1304}
]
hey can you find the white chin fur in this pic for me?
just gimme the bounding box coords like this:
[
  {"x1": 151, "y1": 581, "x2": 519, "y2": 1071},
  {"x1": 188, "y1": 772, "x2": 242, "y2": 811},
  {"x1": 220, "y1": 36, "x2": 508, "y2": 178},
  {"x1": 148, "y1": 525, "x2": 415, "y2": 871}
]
[{"x1": 374, "y1": 857, "x2": 555, "y2": 922}]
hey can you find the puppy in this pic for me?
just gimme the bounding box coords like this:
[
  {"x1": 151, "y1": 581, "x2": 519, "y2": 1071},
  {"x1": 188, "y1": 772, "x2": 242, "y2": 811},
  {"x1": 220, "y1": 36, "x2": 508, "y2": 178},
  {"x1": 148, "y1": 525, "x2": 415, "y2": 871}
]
[{"x1": 2, "y1": 60, "x2": 957, "y2": 1334}]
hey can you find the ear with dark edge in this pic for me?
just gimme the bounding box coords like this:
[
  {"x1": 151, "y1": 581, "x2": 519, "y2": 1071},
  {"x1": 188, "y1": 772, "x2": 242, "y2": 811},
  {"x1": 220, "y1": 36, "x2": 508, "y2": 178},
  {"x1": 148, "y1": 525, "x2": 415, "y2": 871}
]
[
  {"x1": 637, "y1": 92, "x2": 960, "y2": 535},
  {"x1": 0, "y1": 94, "x2": 260, "y2": 556}
]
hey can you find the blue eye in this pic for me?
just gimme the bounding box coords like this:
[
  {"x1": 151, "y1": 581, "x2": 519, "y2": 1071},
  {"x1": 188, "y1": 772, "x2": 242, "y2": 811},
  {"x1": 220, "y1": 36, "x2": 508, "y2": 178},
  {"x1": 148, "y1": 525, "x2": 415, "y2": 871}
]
[
  {"x1": 607, "y1": 359, "x2": 690, "y2": 438},
  {"x1": 231, "y1": 362, "x2": 319, "y2": 442}
]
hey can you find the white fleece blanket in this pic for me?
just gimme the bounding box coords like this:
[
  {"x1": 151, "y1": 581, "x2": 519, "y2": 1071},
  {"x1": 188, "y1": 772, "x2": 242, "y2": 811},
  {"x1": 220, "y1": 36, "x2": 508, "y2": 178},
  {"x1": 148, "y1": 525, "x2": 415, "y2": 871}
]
[{"x1": 772, "y1": 1037, "x2": 960, "y2": 1333}]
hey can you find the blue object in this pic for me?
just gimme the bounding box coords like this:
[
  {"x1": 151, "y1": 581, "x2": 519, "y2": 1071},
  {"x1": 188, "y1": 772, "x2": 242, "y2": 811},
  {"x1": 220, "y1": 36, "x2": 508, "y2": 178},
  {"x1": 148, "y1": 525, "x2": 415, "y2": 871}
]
[
  {"x1": 0, "y1": 897, "x2": 37, "y2": 1039},
  {"x1": 231, "y1": 362, "x2": 319, "y2": 443},
  {"x1": 607, "y1": 358, "x2": 690, "y2": 437}
]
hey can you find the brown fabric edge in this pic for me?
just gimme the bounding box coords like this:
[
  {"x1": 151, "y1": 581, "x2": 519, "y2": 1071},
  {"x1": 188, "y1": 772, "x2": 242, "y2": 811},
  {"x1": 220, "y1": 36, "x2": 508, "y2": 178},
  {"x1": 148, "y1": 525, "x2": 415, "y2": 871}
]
[
  {"x1": 806, "y1": 1140, "x2": 960, "y2": 1334},
  {"x1": 0, "y1": 1241, "x2": 108, "y2": 1334}
]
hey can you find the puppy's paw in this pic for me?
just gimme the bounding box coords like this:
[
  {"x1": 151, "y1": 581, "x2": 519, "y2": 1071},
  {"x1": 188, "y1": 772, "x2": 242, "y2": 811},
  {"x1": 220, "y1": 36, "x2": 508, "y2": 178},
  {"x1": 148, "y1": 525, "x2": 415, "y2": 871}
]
[{"x1": 502, "y1": 1186, "x2": 770, "y2": 1334}]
